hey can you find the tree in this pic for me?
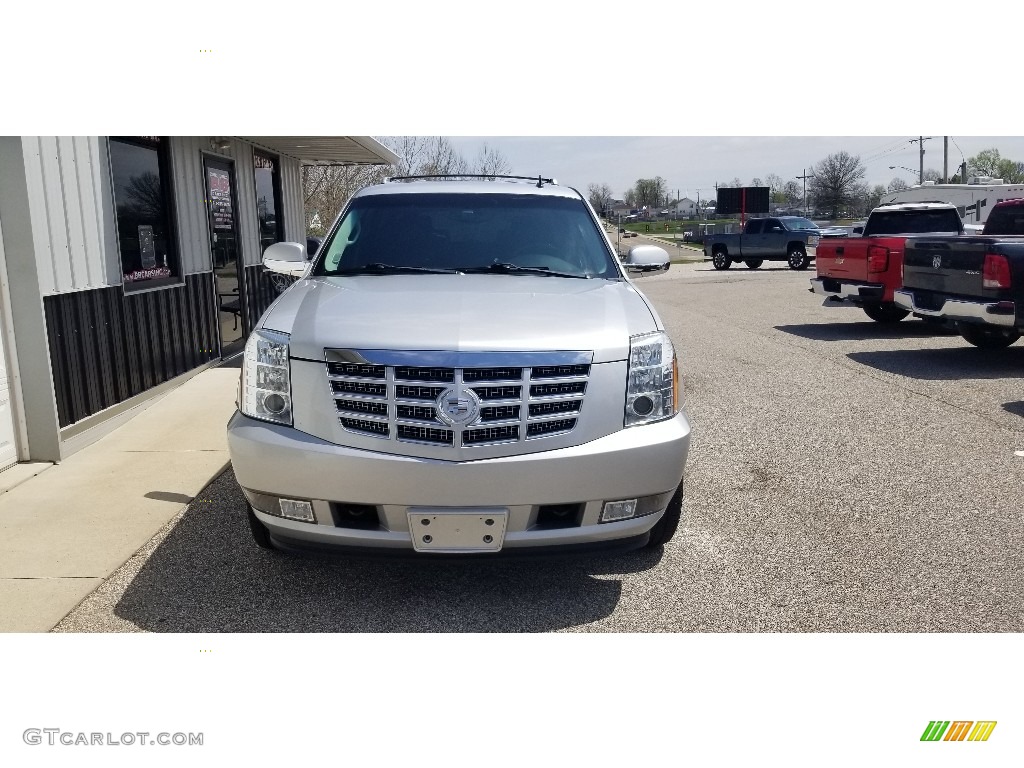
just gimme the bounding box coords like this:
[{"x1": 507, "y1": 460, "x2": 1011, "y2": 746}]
[
  {"x1": 808, "y1": 151, "x2": 866, "y2": 217},
  {"x1": 996, "y1": 159, "x2": 1024, "y2": 184},
  {"x1": 782, "y1": 180, "x2": 802, "y2": 206},
  {"x1": 764, "y1": 173, "x2": 785, "y2": 203},
  {"x1": 922, "y1": 168, "x2": 943, "y2": 182},
  {"x1": 968, "y1": 148, "x2": 1003, "y2": 178},
  {"x1": 887, "y1": 177, "x2": 909, "y2": 193},
  {"x1": 865, "y1": 184, "x2": 888, "y2": 212},
  {"x1": 628, "y1": 177, "x2": 668, "y2": 209},
  {"x1": 475, "y1": 143, "x2": 512, "y2": 178},
  {"x1": 587, "y1": 183, "x2": 614, "y2": 215}
]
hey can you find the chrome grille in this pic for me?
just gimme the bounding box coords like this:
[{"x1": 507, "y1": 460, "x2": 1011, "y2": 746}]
[{"x1": 326, "y1": 350, "x2": 592, "y2": 447}]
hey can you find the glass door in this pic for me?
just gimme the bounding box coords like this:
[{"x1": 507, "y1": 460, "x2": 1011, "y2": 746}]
[{"x1": 204, "y1": 156, "x2": 245, "y2": 357}]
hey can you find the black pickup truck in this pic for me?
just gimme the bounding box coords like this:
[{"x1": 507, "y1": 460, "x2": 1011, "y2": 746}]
[{"x1": 894, "y1": 199, "x2": 1024, "y2": 348}]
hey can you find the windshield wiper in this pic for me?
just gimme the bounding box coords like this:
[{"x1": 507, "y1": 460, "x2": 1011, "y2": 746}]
[
  {"x1": 333, "y1": 262, "x2": 458, "y2": 275},
  {"x1": 457, "y1": 262, "x2": 590, "y2": 279}
]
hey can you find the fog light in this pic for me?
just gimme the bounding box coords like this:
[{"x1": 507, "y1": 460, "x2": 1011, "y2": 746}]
[
  {"x1": 279, "y1": 499, "x2": 316, "y2": 523},
  {"x1": 601, "y1": 499, "x2": 638, "y2": 523}
]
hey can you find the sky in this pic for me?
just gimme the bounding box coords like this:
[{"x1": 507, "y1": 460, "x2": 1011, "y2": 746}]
[{"x1": 445, "y1": 136, "x2": 1024, "y2": 201}]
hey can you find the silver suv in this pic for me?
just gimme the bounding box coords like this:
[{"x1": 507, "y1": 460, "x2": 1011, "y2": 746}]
[{"x1": 227, "y1": 175, "x2": 692, "y2": 555}]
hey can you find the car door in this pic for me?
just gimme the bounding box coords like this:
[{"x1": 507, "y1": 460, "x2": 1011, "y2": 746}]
[
  {"x1": 761, "y1": 218, "x2": 786, "y2": 256},
  {"x1": 743, "y1": 219, "x2": 764, "y2": 256}
]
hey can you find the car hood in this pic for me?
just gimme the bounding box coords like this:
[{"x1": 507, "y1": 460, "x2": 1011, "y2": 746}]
[{"x1": 261, "y1": 274, "x2": 658, "y2": 364}]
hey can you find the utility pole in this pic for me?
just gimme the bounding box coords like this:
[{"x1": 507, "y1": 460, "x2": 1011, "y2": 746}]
[
  {"x1": 943, "y1": 136, "x2": 949, "y2": 183},
  {"x1": 796, "y1": 169, "x2": 814, "y2": 215},
  {"x1": 910, "y1": 136, "x2": 932, "y2": 184}
]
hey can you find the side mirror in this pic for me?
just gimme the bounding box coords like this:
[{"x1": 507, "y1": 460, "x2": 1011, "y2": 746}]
[
  {"x1": 306, "y1": 237, "x2": 323, "y2": 257},
  {"x1": 624, "y1": 244, "x2": 670, "y2": 276},
  {"x1": 263, "y1": 242, "x2": 309, "y2": 277}
]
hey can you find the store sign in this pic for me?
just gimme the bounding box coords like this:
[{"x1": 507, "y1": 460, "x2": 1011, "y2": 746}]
[{"x1": 207, "y1": 168, "x2": 234, "y2": 231}]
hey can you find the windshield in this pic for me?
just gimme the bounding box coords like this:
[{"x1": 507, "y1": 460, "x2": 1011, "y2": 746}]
[
  {"x1": 865, "y1": 210, "x2": 963, "y2": 235},
  {"x1": 983, "y1": 203, "x2": 1024, "y2": 235},
  {"x1": 783, "y1": 218, "x2": 819, "y2": 231},
  {"x1": 314, "y1": 193, "x2": 619, "y2": 279}
]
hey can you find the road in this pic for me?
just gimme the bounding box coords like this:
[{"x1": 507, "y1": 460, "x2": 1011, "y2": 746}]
[{"x1": 55, "y1": 263, "x2": 1024, "y2": 632}]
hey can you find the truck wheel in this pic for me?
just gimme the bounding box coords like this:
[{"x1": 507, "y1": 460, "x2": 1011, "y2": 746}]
[
  {"x1": 247, "y1": 505, "x2": 278, "y2": 551},
  {"x1": 645, "y1": 483, "x2": 684, "y2": 548},
  {"x1": 956, "y1": 323, "x2": 1021, "y2": 349},
  {"x1": 711, "y1": 250, "x2": 731, "y2": 270},
  {"x1": 744, "y1": 259, "x2": 763, "y2": 269},
  {"x1": 787, "y1": 246, "x2": 810, "y2": 270},
  {"x1": 862, "y1": 303, "x2": 909, "y2": 323}
]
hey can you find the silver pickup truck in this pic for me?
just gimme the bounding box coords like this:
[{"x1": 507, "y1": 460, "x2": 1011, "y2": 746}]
[
  {"x1": 226, "y1": 176, "x2": 692, "y2": 557},
  {"x1": 703, "y1": 216, "x2": 821, "y2": 270}
]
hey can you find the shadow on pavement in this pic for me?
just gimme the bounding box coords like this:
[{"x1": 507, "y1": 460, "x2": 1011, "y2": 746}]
[
  {"x1": 846, "y1": 347, "x2": 1024, "y2": 381},
  {"x1": 776, "y1": 321, "x2": 955, "y2": 342},
  {"x1": 112, "y1": 469, "x2": 661, "y2": 632},
  {"x1": 1002, "y1": 401, "x2": 1024, "y2": 419}
]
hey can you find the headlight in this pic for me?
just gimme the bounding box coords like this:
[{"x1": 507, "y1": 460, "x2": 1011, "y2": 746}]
[
  {"x1": 240, "y1": 329, "x2": 292, "y2": 425},
  {"x1": 625, "y1": 331, "x2": 679, "y2": 427}
]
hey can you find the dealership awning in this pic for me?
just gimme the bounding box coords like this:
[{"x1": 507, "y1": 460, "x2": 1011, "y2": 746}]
[{"x1": 239, "y1": 136, "x2": 399, "y2": 166}]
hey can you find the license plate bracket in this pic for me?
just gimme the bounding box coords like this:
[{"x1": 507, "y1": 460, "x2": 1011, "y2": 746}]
[{"x1": 407, "y1": 507, "x2": 508, "y2": 553}]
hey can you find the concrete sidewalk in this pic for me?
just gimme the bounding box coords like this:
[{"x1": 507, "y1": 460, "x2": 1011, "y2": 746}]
[{"x1": 0, "y1": 365, "x2": 241, "y2": 632}]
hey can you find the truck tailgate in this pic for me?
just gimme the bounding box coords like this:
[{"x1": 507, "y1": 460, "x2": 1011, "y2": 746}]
[
  {"x1": 815, "y1": 238, "x2": 869, "y2": 280},
  {"x1": 902, "y1": 237, "x2": 992, "y2": 296}
]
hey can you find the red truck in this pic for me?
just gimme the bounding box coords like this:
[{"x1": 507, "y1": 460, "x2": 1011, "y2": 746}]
[{"x1": 809, "y1": 202, "x2": 964, "y2": 322}]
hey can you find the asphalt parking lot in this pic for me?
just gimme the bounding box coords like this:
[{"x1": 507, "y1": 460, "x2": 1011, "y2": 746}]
[{"x1": 55, "y1": 261, "x2": 1024, "y2": 632}]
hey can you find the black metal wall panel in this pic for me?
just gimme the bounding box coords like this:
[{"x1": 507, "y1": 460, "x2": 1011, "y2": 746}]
[
  {"x1": 44, "y1": 273, "x2": 219, "y2": 428},
  {"x1": 242, "y1": 264, "x2": 280, "y2": 331}
]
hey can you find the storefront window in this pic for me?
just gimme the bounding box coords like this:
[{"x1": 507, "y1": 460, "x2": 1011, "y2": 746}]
[
  {"x1": 109, "y1": 137, "x2": 180, "y2": 290},
  {"x1": 254, "y1": 151, "x2": 284, "y2": 253}
]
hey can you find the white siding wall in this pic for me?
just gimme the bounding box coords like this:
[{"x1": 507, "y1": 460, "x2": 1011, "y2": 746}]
[
  {"x1": 280, "y1": 157, "x2": 306, "y2": 242},
  {"x1": 25, "y1": 136, "x2": 309, "y2": 292},
  {"x1": 22, "y1": 137, "x2": 121, "y2": 295}
]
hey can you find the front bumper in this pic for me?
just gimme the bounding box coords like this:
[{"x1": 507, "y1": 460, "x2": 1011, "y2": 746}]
[
  {"x1": 227, "y1": 410, "x2": 691, "y2": 553},
  {"x1": 809, "y1": 277, "x2": 883, "y2": 303},
  {"x1": 893, "y1": 290, "x2": 1016, "y2": 327}
]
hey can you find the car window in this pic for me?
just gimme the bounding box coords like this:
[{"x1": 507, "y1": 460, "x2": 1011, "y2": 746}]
[
  {"x1": 316, "y1": 193, "x2": 619, "y2": 279},
  {"x1": 765, "y1": 219, "x2": 783, "y2": 232},
  {"x1": 783, "y1": 218, "x2": 818, "y2": 231},
  {"x1": 865, "y1": 210, "x2": 963, "y2": 235},
  {"x1": 745, "y1": 220, "x2": 763, "y2": 235},
  {"x1": 983, "y1": 204, "x2": 1024, "y2": 235}
]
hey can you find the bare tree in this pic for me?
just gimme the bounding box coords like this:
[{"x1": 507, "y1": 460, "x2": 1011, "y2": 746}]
[
  {"x1": 764, "y1": 173, "x2": 784, "y2": 202},
  {"x1": 922, "y1": 168, "x2": 943, "y2": 182},
  {"x1": 629, "y1": 177, "x2": 668, "y2": 209},
  {"x1": 587, "y1": 183, "x2": 614, "y2": 215},
  {"x1": 887, "y1": 177, "x2": 909, "y2": 193},
  {"x1": 474, "y1": 143, "x2": 512, "y2": 178},
  {"x1": 808, "y1": 151, "x2": 866, "y2": 218},
  {"x1": 781, "y1": 180, "x2": 802, "y2": 206}
]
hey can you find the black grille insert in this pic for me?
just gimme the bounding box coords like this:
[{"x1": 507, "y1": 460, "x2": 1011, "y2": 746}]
[
  {"x1": 333, "y1": 380, "x2": 387, "y2": 397},
  {"x1": 396, "y1": 384, "x2": 445, "y2": 401},
  {"x1": 463, "y1": 367, "x2": 523, "y2": 382},
  {"x1": 480, "y1": 405, "x2": 520, "y2": 422},
  {"x1": 336, "y1": 399, "x2": 388, "y2": 416},
  {"x1": 531, "y1": 364, "x2": 590, "y2": 379},
  {"x1": 395, "y1": 366, "x2": 455, "y2": 383},
  {"x1": 397, "y1": 425, "x2": 453, "y2": 445},
  {"x1": 527, "y1": 418, "x2": 576, "y2": 437},
  {"x1": 328, "y1": 362, "x2": 386, "y2": 379},
  {"x1": 529, "y1": 400, "x2": 581, "y2": 417},
  {"x1": 535, "y1": 503, "x2": 582, "y2": 529},
  {"x1": 341, "y1": 417, "x2": 390, "y2": 436},
  {"x1": 332, "y1": 503, "x2": 381, "y2": 530},
  {"x1": 464, "y1": 425, "x2": 520, "y2": 445},
  {"x1": 473, "y1": 385, "x2": 522, "y2": 401},
  {"x1": 396, "y1": 404, "x2": 438, "y2": 421},
  {"x1": 530, "y1": 382, "x2": 586, "y2": 398}
]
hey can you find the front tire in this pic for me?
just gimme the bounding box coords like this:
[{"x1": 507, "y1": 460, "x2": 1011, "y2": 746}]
[
  {"x1": 744, "y1": 259, "x2": 763, "y2": 269},
  {"x1": 787, "y1": 245, "x2": 810, "y2": 270},
  {"x1": 645, "y1": 483, "x2": 684, "y2": 548},
  {"x1": 957, "y1": 323, "x2": 1021, "y2": 349},
  {"x1": 862, "y1": 303, "x2": 909, "y2": 323},
  {"x1": 712, "y1": 250, "x2": 731, "y2": 270}
]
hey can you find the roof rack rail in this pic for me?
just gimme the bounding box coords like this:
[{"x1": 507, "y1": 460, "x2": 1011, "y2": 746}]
[{"x1": 386, "y1": 174, "x2": 558, "y2": 188}]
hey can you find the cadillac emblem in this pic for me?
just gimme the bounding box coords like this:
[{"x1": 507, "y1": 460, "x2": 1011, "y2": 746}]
[
  {"x1": 932, "y1": 255, "x2": 942, "y2": 269},
  {"x1": 435, "y1": 385, "x2": 480, "y2": 426}
]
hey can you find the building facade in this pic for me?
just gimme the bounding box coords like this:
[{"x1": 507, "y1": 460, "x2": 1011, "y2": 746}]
[{"x1": 0, "y1": 135, "x2": 396, "y2": 471}]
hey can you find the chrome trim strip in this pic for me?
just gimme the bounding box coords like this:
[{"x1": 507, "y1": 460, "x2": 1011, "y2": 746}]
[
  {"x1": 325, "y1": 349, "x2": 594, "y2": 367},
  {"x1": 893, "y1": 290, "x2": 1016, "y2": 327}
]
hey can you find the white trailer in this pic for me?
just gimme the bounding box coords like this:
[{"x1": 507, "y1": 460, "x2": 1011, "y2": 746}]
[{"x1": 880, "y1": 177, "x2": 1024, "y2": 225}]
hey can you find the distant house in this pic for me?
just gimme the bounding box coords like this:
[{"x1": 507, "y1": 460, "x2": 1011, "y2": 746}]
[
  {"x1": 607, "y1": 200, "x2": 632, "y2": 218},
  {"x1": 672, "y1": 197, "x2": 698, "y2": 217}
]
